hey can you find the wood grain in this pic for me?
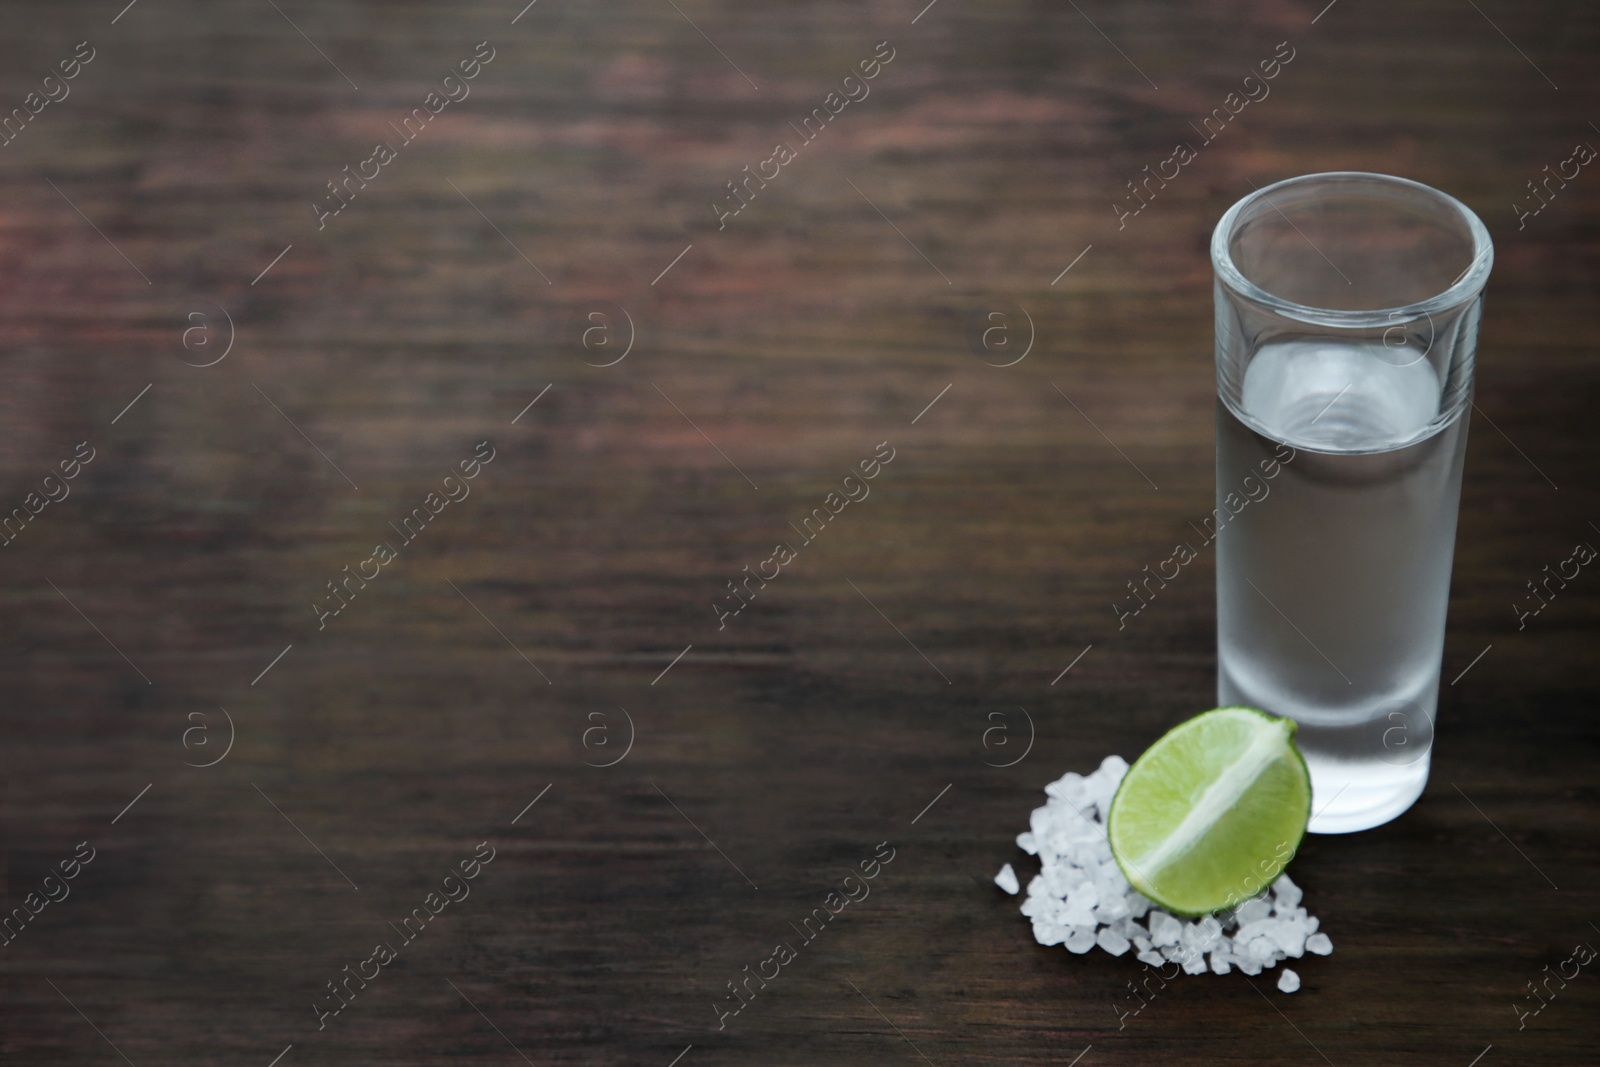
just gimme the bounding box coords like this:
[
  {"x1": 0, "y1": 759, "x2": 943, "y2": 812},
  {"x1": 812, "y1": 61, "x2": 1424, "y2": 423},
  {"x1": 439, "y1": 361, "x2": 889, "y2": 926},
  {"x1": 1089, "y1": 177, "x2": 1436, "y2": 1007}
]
[{"x1": 0, "y1": 0, "x2": 1596, "y2": 1063}]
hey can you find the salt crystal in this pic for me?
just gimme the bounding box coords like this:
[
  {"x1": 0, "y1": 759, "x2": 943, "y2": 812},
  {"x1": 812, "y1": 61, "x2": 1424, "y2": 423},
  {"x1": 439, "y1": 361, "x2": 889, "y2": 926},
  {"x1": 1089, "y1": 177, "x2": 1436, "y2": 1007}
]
[
  {"x1": 1235, "y1": 897, "x2": 1272, "y2": 925},
  {"x1": 1061, "y1": 840, "x2": 1093, "y2": 867},
  {"x1": 1095, "y1": 858, "x2": 1127, "y2": 893},
  {"x1": 1181, "y1": 950, "x2": 1209, "y2": 975},
  {"x1": 1148, "y1": 911, "x2": 1182, "y2": 947},
  {"x1": 1029, "y1": 806, "x2": 1053, "y2": 841},
  {"x1": 1132, "y1": 935, "x2": 1153, "y2": 952},
  {"x1": 1267, "y1": 923, "x2": 1306, "y2": 958},
  {"x1": 1243, "y1": 936, "x2": 1276, "y2": 962},
  {"x1": 1091, "y1": 756, "x2": 1123, "y2": 778},
  {"x1": 1016, "y1": 832, "x2": 1038, "y2": 856},
  {"x1": 1277, "y1": 968, "x2": 1301, "y2": 993},
  {"x1": 1305, "y1": 933, "x2": 1333, "y2": 956},
  {"x1": 1136, "y1": 949, "x2": 1165, "y2": 967},
  {"x1": 1032, "y1": 920, "x2": 1067, "y2": 946},
  {"x1": 1210, "y1": 952, "x2": 1232, "y2": 975},
  {"x1": 1273, "y1": 873, "x2": 1303, "y2": 911},
  {"x1": 1084, "y1": 776, "x2": 1119, "y2": 815},
  {"x1": 1063, "y1": 800, "x2": 1100, "y2": 832},
  {"x1": 1062, "y1": 884, "x2": 1099, "y2": 926},
  {"x1": 1096, "y1": 927, "x2": 1131, "y2": 956},
  {"x1": 1126, "y1": 892, "x2": 1152, "y2": 919},
  {"x1": 1063, "y1": 900, "x2": 1097, "y2": 927},
  {"x1": 1235, "y1": 957, "x2": 1263, "y2": 976},
  {"x1": 1065, "y1": 927, "x2": 1097, "y2": 954},
  {"x1": 995, "y1": 863, "x2": 1020, "y2": 895},
  {"x1": 1045, "y1": 771, "x2": 1088, "y2": 804},
  {"x1": 1094, "y1": 897, "x2": 1131, "y2": 924}
]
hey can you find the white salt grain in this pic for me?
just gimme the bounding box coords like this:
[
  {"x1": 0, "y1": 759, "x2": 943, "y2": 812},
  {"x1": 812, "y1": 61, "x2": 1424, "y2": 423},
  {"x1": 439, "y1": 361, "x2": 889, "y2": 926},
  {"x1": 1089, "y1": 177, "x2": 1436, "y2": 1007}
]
[
  {"x1": 1305, "y1": 933, "x2": 1333, "y2": 956},
  {"x1": 1235, "y1": 897, "x2": 1272, "y2": 925},
  {"x1": 1268, "y1": 923, "x2": 1307, "y2": 958},
  {"x1": 1096, "y1": 927, "x2": 1131, "y2": 956},
  {"x1": 1242, "y1": 936, "x2": 1277, "y2": 962},
  {"x1": 1032, "y1": 920, "x2": 1067, "y2": 947},
  {"x1": 995, "y1": 863, "x2": 1020, "y2": 895},
  {"x1": 1089, "y1": 778, "x2": 1117, "y2": 804},
  {"x1": 1095, "y1": 859, "x2": 1126, "y2": 893},
  {"x1": 1234, "y1": 919, "x2": 1273, "y2": 943},
  {"x1": 1062, "y1": 891, "x2": 1098, "y2": 928},
  {"x1": 1277, "y1": 968, "x2": 1301, "y2": 993},
  {"x1": 1062, "y1": 901, "x2": 1096, "y2": 928},
  {"x1": 1045, "y1": 771, "x2": 1088, "y2": 805},
  {"x1": 1094, "y1": 896, "x2": 1131, "y2": 924},
  {"x1": 1148, "y1": 911, "x2": 1183, "y2": 947},
  {"x1": 1029, "y1": 807, "x2": 1053, "y2": 841},
  {"x1": 1065, "y1": 928, "x2": 1097, "y2": 954}
]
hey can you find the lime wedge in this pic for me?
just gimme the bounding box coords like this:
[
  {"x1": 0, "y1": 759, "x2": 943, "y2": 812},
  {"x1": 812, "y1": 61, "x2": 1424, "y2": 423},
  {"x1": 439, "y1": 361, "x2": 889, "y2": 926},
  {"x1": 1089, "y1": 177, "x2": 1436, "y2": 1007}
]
[{"x1": 1106, "y1": 706, "x2": 1310, "y2": 918}]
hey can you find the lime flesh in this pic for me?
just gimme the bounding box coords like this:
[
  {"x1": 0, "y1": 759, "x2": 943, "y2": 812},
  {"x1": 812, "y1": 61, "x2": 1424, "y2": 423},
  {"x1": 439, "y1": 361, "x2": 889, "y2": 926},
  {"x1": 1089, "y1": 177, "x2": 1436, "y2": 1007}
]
[{"x1": 1106, "y1": 706, "x2": 1311, "y2": 917}]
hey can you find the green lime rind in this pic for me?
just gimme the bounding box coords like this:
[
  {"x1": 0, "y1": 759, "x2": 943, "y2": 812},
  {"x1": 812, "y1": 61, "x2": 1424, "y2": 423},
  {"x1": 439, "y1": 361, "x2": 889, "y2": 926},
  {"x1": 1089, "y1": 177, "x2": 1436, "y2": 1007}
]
[{"x1": 1106, "y1": 706, "x2": 1311, "y2": 918}]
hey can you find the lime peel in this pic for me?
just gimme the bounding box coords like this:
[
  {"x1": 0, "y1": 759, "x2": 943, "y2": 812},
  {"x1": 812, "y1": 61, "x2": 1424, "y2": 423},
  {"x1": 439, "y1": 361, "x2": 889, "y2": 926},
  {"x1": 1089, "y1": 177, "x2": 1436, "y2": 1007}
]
[{"x1": 1107, "y1": 706, "x2": 1311, "y2": 918}]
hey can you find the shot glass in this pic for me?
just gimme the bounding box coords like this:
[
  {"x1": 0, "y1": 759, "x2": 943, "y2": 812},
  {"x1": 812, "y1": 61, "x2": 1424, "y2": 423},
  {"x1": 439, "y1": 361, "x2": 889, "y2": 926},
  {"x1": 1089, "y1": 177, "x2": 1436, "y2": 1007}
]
[{"x1": 1210, "y1": 172, "x2": 1493, "y2": 833}]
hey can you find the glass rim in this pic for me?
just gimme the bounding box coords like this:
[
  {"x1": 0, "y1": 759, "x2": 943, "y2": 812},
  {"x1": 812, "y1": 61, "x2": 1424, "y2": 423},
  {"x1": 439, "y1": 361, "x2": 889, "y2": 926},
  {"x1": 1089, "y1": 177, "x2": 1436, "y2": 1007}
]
[{"x1": 1210, "y1": 171, "x2": 1494, "y2": 328}]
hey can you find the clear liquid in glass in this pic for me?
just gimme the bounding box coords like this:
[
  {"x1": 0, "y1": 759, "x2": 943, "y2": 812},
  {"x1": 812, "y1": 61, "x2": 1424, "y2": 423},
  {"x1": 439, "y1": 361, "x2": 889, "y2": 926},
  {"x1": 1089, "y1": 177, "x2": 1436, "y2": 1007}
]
[{"x1": 1216, "y1": 340, "x2": 1469, "y2": 833}]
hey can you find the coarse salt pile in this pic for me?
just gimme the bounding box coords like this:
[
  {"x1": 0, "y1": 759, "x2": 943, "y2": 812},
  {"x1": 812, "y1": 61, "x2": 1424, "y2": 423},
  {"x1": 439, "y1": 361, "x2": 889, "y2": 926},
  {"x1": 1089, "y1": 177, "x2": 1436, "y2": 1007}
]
[{"x1": 996, "y1": 755, "x2": 1331, "y2": 993}]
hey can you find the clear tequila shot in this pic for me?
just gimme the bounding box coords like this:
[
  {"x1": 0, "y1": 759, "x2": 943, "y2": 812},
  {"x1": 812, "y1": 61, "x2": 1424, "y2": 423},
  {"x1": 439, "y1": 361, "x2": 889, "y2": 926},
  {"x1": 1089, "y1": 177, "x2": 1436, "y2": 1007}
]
[{"x1": 1210, "y1": 174, "x2": 1493, "y2": 833}]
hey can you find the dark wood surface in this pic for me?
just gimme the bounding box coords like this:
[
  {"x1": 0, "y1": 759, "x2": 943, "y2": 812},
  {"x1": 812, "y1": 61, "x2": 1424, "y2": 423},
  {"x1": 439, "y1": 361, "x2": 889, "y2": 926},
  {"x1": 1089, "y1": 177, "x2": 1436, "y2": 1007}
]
[{"x1": 1, "y1": 1, "x2": 1597, "y2": 1064}]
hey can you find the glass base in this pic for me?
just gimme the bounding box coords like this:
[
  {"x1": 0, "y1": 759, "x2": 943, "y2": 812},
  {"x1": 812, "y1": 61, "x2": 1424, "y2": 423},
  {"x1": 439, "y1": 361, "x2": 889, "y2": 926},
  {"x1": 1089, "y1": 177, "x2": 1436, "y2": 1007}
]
[{"x1": 1302, "y1": 751, "x2": 1429, "y2": 834}]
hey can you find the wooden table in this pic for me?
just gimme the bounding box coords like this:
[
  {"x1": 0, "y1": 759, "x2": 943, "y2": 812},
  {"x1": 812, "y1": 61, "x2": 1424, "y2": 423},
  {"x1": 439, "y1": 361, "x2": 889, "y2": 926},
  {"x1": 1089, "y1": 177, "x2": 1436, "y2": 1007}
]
[{"x1": 1, "y1": 1, "x2": 1596, "y2": 1063}]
